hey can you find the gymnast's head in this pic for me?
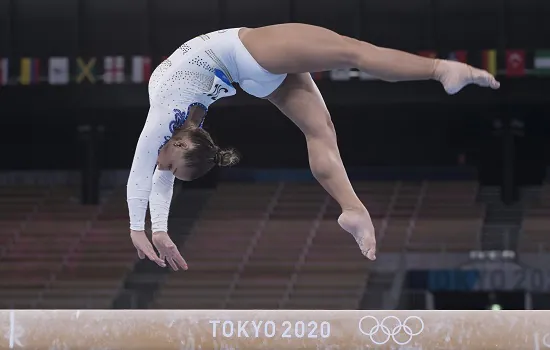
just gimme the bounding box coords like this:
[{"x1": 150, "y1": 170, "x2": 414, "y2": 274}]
[{"x1": 157, "y1": 126, "x2": 240, "y2": 181}]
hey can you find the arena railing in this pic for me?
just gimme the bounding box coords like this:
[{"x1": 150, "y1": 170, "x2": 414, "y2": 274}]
[
  {"x1": 376, "y1": 181, "x2": 401, "y2": 250},
  {"x1": 403, "y1": 182, "x2": 428, "y2": 248}
]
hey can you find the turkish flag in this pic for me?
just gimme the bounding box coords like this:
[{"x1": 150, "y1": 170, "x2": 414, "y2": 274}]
[{"x1": 505, "y1": 50, "x2": 526, "y2": 77}]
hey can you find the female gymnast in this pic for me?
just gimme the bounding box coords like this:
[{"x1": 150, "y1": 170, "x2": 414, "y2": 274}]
[{"x1": 128, "y1": 23, "x2": 500, "y2": 271}]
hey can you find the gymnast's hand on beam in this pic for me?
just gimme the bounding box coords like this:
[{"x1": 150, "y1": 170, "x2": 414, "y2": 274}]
[
  {"x1": 152, "y1": 231, "x2": 189, "y2": 271},
  {"x1": 130, "y1": 230, "x2": 166, "y2": 268}
]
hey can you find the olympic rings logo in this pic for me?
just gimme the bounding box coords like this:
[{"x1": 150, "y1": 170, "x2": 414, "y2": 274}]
[{"x1": 358, "y1": 316, "x2": 424, "y2": 345}]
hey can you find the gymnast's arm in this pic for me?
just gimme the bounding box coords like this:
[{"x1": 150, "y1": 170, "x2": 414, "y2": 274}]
[
  {"x1": 127, "y1": 115, "x2": 172, "y2": 231},
  {"x1": 149, "y1": 168, "x2": 175, "y2": 233}
]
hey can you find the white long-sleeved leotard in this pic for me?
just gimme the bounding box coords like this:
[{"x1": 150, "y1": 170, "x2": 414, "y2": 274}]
[
  {"x1": 127, "y1": 31, "x2": 238, "y2": 233},
  {"x1": 126, "y1": 28, "x2": 287, "y2": 232}
]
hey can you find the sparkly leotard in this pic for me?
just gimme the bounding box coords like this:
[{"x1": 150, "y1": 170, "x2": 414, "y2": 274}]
[{"x1": 127, "y1": 28, "x2": 287, "y2": 232}]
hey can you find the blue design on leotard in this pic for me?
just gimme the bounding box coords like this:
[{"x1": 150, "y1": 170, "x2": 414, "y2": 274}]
[
  {"x1": 158, "y1": 102, "x2": 208, "y2": 153},
  {"x1": 214, "y1": 68, "x2": 232, "y2": 86},
  {"x1": 168, "y1": 109, "x2": 187, "y2": 134}
]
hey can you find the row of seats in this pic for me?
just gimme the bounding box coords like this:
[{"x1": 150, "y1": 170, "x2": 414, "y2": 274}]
[
  {"x1": 0, "y1": 185, "x2": 133, "y2": 309},
  {"x1": 153, "y1": 180, "x2": 483, "y2": 309},
  {"x1": 0, "y1": 180, "x2": 490, "y2": 310}
]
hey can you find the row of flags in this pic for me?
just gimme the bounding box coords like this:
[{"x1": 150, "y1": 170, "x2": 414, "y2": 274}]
[
  {"x1": 0, "y1": 49, "x2": 549, "y2": 86},
  {"x1": 326, "y1": 49, "x2": 550, "y2": 81},
  {"x1": 0, "y1": 56, "x2": 153, "y2": 85}
]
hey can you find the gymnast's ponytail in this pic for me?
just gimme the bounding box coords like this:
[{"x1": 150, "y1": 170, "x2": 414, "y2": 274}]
[
  {"x1": 214, "y1": 147, "x2": 241, "y2": 167},
  {"x1": 174, "y1": 126, "x2": 241, "y2": 180}
]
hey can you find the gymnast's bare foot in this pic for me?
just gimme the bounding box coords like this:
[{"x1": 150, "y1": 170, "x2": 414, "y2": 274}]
[
  {"x1": 338, "y1": 208, "x2": 377, "y2": 261},
  {"x1": 434, "y1": 59, "x2": 501, "y2": 95}
]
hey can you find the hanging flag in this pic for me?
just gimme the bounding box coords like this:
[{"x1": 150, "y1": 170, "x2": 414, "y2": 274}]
[
  {"x1": 448, "y1": 50, "x2": 468, "y2": 63},
  {"x1": 481, "y1": 50, "x2": 497, "y2": 76},
  {"x1": 534, "y1": 50, "x2": 550, "y2": 75},
  {"x1": 131, "y1": 56, "x2": 152, "y2": 83},
  {"x1": 76, "y1": 57, "x2": 97, "y2": 83},
  {"x1": 0, "y1": 58, "x2": 8, "y2": 85},
  {"x1": 48, "y1": 57, "x2": 69, "y2": 85},
  {"x1": 418, "y1": 50, "x2": 437, "y2": 58},
  {"x1": 505, "y1": 49, "x2": 526, "y2": 77},
  {"x1": 104, "y1": 56, "x2": 125, "y2": 84},
  {"x1": 329, "y1": 68, "x2": 376, "y2": 81},
  {"x1": 20, "y1": 58, "x2": 40, "y2": 85}
]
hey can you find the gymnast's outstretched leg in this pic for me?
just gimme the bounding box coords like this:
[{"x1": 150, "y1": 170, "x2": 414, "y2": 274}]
[
  {"x1": 241, "y1": 23, "x2": 500, "y2": 94},
  {"x1": 268, "y1": 73, "x2": 376, "y2": 260}
]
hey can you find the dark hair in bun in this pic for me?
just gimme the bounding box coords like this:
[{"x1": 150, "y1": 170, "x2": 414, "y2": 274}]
[
  {"x1": 173, "y1": 127, "x2": 241, "y2": 180},
  {"x1": 214, "y1": 148, "x2": 241, "y2": 167}
]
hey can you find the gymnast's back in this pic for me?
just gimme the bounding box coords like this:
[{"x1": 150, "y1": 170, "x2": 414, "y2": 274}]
[
  {"x1": 148, "y1": 28, "x2": 287, "y2": 108},
  {"x1": 147, "y1": 29, "x2": 241, "y2": 110}
]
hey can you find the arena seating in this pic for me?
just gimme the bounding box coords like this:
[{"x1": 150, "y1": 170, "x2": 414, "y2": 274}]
[
  {"x1": 229, "y1": 183, "x2": 368, "y2": 310},
  {"x1": 152, "y1": 182, "x2": 282, "y2": 309},
  {"x1": 0, "y1": 186, "x2": 51, "y2": 308},
  {"x1": 130, "y1": 179, "x2": 485, "y2": 309},
  {"x1": 0, "y1": 186, "x2": 133, "y2": 309},
  {"x1": 0, "y1": 179, "x2": 485, "y2": 310},
  {"x1": 154, "y1": 182, "x2": 389, "y2": 309},
  {"x1": 408, "y1": 181, "x2": 484, "y2": 252},
  {"x1": 45, "y1": 186, "x2": 136, "y2": 309},
  {"x1": 519, "y1": 184, "x2": 550, "y2": 252}
]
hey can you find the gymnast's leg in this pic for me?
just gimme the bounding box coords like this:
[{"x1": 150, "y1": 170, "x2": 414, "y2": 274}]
[
  {"x1": 268, "y1": 73, "x2": 376, "y2": 260},
  {"x1": 241, "y1": 23, "x2": 500, "y2": 94}
]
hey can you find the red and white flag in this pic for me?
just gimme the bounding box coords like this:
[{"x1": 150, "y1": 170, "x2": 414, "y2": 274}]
[
  {"x1": 104, "y1": 56, "x2": 125, "y2": 84},
  {"x1": 0, "y1": 58, "x2": 8, "y2": 85},
  {"x1": 505, "y1": 49, "x2": 526, "y2": 77},
  {"x1": 131, "y1": 56, "x2": 152, "y2": 83}
]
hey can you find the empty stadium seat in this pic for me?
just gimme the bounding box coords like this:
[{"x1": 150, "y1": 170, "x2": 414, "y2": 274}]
[
  {"x1": 154, "y1": 182, "x2": 372, "y2": 310},
  {"x1": 0, "y1": 185, "x2": 136, "y2": 309},
  {"x1": 0, "y1": 179, "x2": 486, "y2": 310}
]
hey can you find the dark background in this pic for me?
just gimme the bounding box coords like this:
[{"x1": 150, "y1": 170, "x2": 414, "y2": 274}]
[
  {"x1": 0, "y1": 0, "x2": 549, "y2": 314},
  {"x1": 0, "y1": 0, "x2": 549, "y2": 186}
]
